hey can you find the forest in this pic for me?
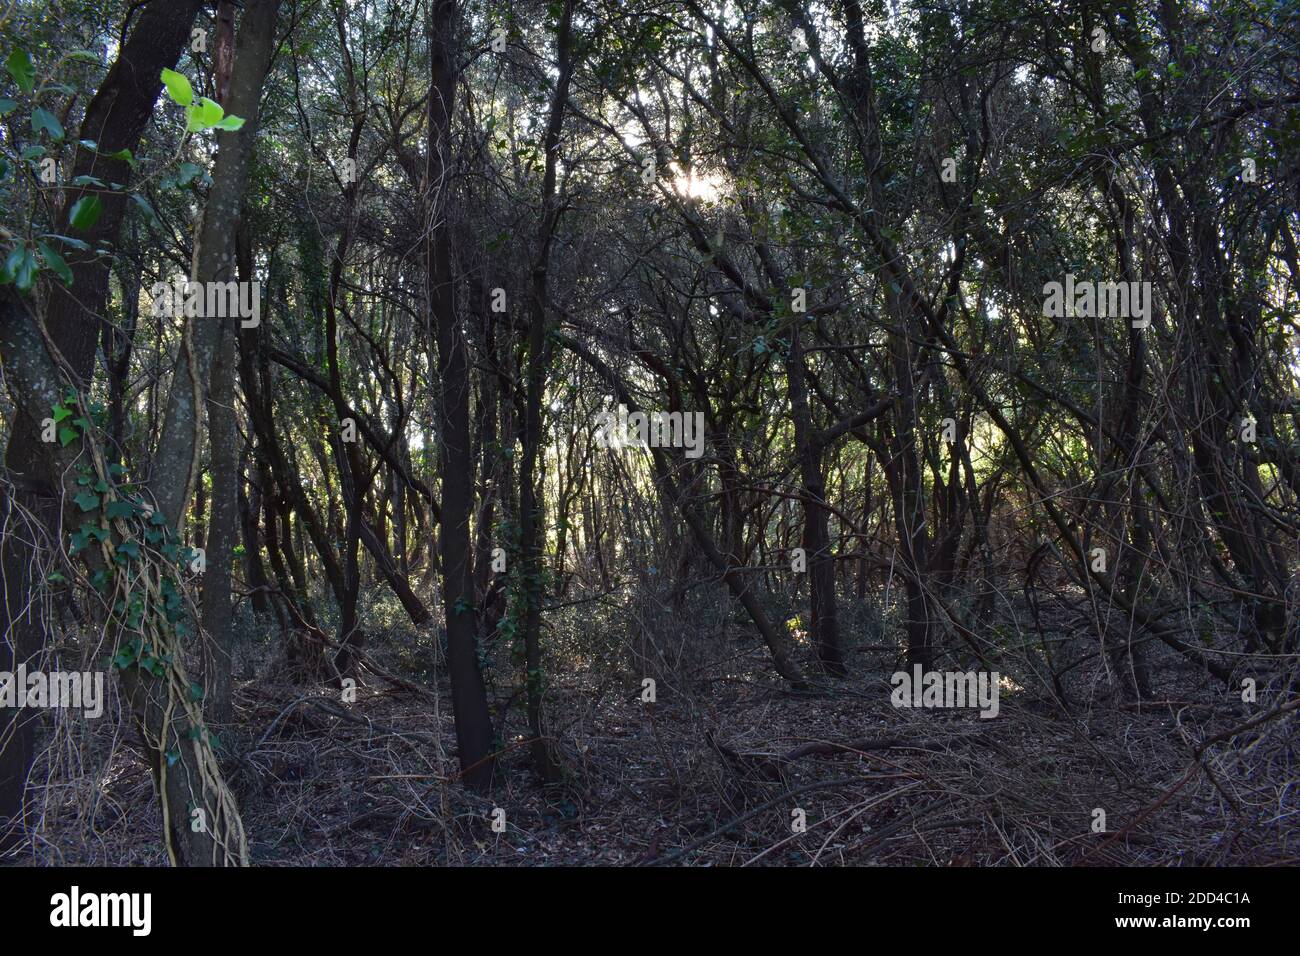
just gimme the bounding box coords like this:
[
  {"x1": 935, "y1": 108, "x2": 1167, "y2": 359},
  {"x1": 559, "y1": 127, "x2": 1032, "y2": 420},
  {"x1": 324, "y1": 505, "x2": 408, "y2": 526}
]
[{"x1": 0, "y1": 0, "x2": 1296, "y2": 868}]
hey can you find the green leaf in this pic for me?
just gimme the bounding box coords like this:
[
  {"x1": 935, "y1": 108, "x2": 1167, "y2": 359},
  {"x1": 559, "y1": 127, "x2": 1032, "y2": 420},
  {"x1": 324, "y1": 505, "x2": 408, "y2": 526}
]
[
  {"x1": 105, "y1": 500, "x2": 135, "y2": 520},
  {"x1": 43, "y1": 233, "x2": 90, "y2": 251},
  {"x1": 130, "y1": 193, "x2": 159, "y2": 225},
  {"x1": 73, "y1": 492, "x2": 99, "y2": 512},
  {"x1": 51, "y1": 403, "x2": 72, "y2": 423},
  {"x1": 160, "y1": 68, "x2": 193, "y2": 107},
  {"x1": 104, "y1": 147, "x2": 136, "y2": 168},
  {"x1": 173, "y1": 162, "x2": 203, "y2": 187},
  {"x1": 68, "y1": 195, "x2": 103, "y2": 230},
  {"x1": 212, "y1": 114, "x2": 245, "y2": 131},
  {"x1": 185, "y1": 96, "x2": 224, "y2": 132},
  {"x1": 36, "y1": 242, "x2": 72, "y2": 285},
  {"x1": 0, "y1": 98, "x2": 16, "y2": 116},
  {"x1": 5, "y1": 49, "x2": 34, "y2": 94},
  {"x1": 31, "y1": 107, "x2": 63, "y2": 141},
  {"x1": 116, "y1": 539, "x2": 141, "y2": 559},
  {"x1": 2, "y1": 245, "x2": 37, "y2": 291},
  {"x1": 57, "y1": 426, "x2": 78, "y2": 446}
]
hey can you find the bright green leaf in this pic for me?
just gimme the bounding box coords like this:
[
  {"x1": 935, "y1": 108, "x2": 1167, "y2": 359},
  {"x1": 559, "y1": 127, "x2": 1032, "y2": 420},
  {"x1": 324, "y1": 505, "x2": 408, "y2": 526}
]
[
  {"x1": 185, "y1": 96, "x2": 224, "y2": 133},
  {"x1": 160, "y1": 68, "x2": 193, "y2": 107}
]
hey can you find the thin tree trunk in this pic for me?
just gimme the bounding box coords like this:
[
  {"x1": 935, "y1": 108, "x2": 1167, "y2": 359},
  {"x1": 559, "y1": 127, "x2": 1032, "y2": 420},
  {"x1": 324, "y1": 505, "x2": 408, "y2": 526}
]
[{"x1": 425, "y1": 0, "x2": 496, "y2": 792}]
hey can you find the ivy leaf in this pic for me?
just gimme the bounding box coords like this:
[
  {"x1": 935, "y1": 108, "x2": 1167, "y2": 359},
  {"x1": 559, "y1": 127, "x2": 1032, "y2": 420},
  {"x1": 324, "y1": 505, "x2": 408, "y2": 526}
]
[
  {"x1": 73, "y1": 492, "x2": 99, "y2": 512},
  {"x1": 0, "y1": 97, "x2": 16, "y2": 115},
  {"x1": 5, "y1": 49, "x2": 34, "y2": 94},
  {"x1": 117, "y1": 539, "x2": 141, "y2": 560},
  {"x1": 58, "y1": 426, "x2": 78, "y2": 446},
  {"x1": 105, "y1": 500, "x2": 135, "y2": 520},
  {"x1": 160, "y1": 68, "x2": 192, "y2": 107},
  {"x1": 68, "y1": 195, "x2": 103, "y2": 230},
  {"x1": 50, "y1": 404, "x2": 72, "y2": 423}
]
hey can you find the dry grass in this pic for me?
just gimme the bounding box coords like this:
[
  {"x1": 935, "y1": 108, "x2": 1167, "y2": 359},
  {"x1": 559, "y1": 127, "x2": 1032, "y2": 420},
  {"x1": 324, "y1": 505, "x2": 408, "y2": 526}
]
[{"x1": 6, "y1": 584, "x2": 1295, "y2": 866}]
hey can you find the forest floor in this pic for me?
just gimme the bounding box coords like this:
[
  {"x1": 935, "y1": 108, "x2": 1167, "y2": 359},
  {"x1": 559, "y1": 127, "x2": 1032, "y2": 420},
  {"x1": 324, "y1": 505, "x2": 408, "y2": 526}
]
[{"x1": 15, "y1": 593, "x2": 1297, "y2": 866}]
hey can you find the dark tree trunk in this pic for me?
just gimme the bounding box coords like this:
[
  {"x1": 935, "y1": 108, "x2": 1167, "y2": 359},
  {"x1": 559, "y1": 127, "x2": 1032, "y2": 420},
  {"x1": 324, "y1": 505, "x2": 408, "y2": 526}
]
[{"x1": 426, "y1": 0, "x2": 496, "y2": 792}]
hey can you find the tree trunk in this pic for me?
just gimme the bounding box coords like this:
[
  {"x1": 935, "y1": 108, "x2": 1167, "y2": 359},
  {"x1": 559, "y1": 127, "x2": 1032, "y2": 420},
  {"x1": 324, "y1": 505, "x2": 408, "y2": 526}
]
[{"x1": 425, "y1": 0, "x2": 496, "y2": 792}]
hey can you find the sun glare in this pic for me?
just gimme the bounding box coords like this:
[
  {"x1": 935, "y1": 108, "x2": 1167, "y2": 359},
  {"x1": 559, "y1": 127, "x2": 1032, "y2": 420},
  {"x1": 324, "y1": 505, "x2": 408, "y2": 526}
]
[{"x1": 669, "y1": 163, "x2": 726, "y2": 202}]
